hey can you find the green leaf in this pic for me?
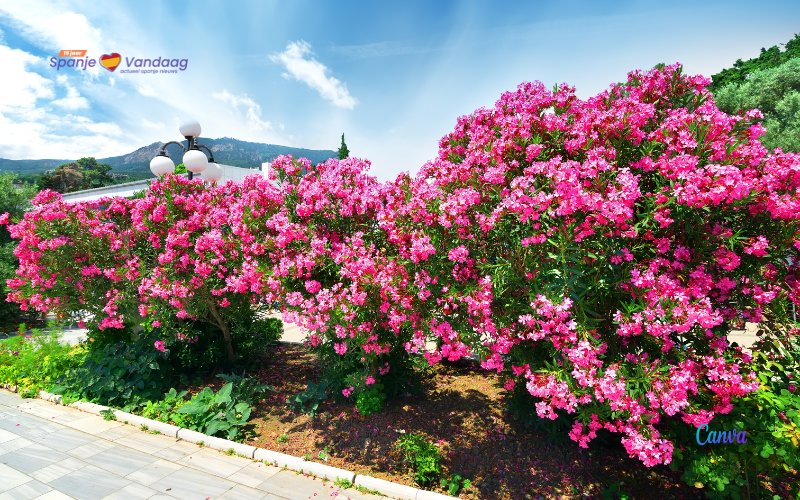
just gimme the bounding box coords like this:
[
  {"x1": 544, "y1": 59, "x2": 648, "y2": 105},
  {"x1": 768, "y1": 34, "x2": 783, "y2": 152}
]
[{"x1": 216, "y1": 383, "x2": 233, "y2": 404}]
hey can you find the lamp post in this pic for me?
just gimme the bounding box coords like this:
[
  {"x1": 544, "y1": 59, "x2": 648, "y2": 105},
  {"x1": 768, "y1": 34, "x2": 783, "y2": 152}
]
[{"x1": 149, "y1": 120, "x2": 223, "y2": 182}]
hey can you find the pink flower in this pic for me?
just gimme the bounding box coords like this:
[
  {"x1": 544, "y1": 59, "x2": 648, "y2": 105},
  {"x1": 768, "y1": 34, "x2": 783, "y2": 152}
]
[
  {"x1": 342, "y1": 387, "x2": 354, "y2": 398},
  {"x1": 153, "y1": 340, "x2": 166, "y2": 352},
  {"x1": 365, "y1": 375, "x2": 376, "y2": 385},
  {"x1": 743, "y1": 236, "x2": 769, "y2": 257},
  {"x1": 304, "y1": 280, "x2": 322, "y2": 294},
  {"x1": 0, "y1": 213, "x2": 9, "y2": 225}
]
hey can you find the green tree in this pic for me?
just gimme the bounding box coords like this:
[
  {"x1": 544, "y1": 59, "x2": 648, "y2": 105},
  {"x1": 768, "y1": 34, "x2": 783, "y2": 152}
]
[
  {"x1": 0, "y1": 173, "x2": 35, "y2": 327},
  {"x1": 710, "y1": 33, "x2": 800, "y2": 91},
  {"x1": 337, "y1": 133, "x2": 350, "y2": 160},
  {"x1": 714, "y1": 58, "x2": 800, "y2": 152},
  {"x1": 38, "y1": 157, "x2": 115, "y2": 193}
]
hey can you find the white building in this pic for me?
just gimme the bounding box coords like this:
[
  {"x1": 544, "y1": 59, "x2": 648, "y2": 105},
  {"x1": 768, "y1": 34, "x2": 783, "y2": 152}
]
[{"x1": 61, "y1": 164, "x2": 267, "y2": 203}]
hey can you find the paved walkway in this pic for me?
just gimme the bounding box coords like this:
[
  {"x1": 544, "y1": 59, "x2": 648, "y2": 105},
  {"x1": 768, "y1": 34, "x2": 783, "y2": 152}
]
[
  {"x1": 4, "y1": 313, "x2": 308, "y2": 347},
  {"x1": 0, "y1": 391, "x2": 382, "y2": 500}
]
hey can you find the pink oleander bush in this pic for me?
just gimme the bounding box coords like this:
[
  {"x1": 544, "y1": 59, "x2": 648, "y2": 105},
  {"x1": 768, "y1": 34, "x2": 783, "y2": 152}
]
[
  {"x1": 5, "y1": 190, "x2": 140, "y2": 328},
  {"x1": 247, "y1": 157, "x2": 425, "y2": 411},
  {"x1": 132, "y1": 175, "x2": 277, "y2": 363},
  {"x1": 383, "y1": 64, "x2": 800, "y2": 468},
  {"x1": 4, "y1": 64, "x2": 799, "y2": 486}
]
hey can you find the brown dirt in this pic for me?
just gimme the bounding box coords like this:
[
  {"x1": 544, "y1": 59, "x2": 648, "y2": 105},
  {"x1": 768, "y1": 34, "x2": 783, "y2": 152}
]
[{"x1": 230, "y1": 342, "x2": 701, "y2": 499}]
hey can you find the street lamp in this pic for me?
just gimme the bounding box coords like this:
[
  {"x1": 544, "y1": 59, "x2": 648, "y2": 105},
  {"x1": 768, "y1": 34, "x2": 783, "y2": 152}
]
[{"x1": 149, "y1": 120, "x2": 221, "y2": 182}]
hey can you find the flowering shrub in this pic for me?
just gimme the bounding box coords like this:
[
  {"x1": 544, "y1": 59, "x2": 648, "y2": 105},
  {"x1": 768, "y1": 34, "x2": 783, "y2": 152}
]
[
  {"x1": 5, "y1": 190, "x2": 140, "y2": 328},
  {"x1": 5, "y1": 176, "x2": 279, "y2": 363},
  {"x1": 132, "y1": 175, "x2": 276, "y2": 362},
  {"x1": 387, "y1": 64, "x2": 800, "y2": 467},
  {"x1": 250, "y1": 157, "x2": 423, "y2": 405}
]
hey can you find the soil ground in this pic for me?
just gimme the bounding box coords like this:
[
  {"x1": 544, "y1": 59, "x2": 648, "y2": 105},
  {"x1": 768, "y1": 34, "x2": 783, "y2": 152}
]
[{"x1": 223, "y1": 342, "x2": 704, "y2": 499}]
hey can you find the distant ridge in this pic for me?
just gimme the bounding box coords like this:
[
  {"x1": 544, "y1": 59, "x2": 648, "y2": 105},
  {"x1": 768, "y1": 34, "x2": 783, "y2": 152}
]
[{"x1": 0, "y1": 137, "x2": 338, "y2": 177}]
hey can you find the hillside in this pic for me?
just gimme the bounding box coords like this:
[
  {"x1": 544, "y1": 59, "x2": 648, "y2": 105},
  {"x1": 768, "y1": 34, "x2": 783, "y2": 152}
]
[{"x1": 0, "y1": 138, "x2": 337, "y2": 177}]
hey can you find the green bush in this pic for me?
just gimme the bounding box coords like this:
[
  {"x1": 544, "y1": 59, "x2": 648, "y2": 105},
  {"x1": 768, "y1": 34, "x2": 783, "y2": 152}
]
[
  {"x1": 669, "y1": 328, "x2": 800, "y2": 497},
  {"x1": 159, "y1": 316, "x2": 282, "y2": 375},
  {"x1": 140, "y1": 376, "x2": 265, "y2": 442},
  {"x1": 216, "y1": 372, "x2": 273, "y2": 404},
  {"x1": 0, "y1": 173, "x2": 36, "y2": 328},
  {"x1": 0, "y1": 328, "x2": 83, "y2": 397},
  {"x1": 141, "y1": 388, "x2": 191, "y2": 427},
  {"x1": 355, "y1": 384, "x2": 386, "y2": 416},
  {"x1": 175, "y1": 382, "x2": 252, "y2": 441},
  {"x1": 287, "y1": 380, "x2": 330, "y2": 416},
  {"x1": 54, "y1": 335, "x2": 171, "y2": 411},
  {"x1": 395, "y1": 433, "x2": 443, "y2": 486}
]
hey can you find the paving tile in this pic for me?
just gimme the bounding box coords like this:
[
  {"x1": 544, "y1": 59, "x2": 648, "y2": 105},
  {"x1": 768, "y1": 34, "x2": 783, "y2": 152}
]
[
  {"x1": 226, "y1": 462, "x2": 282, "y2": 488},
  {"x1": 152, "y1": 440, "x2": 200, "y2": 462},
  {"x1": 67, "y1": 440, "x2": 115, "y2": 460},
  {"x1": 0, "y1": 478, "x2": 51, "y2": 499},
  {"x1": 177, "y1": 448, "x2": 251, "y2": 478},
  {"x1": 84, "y1": 446, "x2": 158, "y2": 477},
  {"x1": 113, "y1": 431, "x2": 177, "y2": 454},
  {"x1": 335, "y1": 487, "x2": 390, "y2": 500},
  {"x1": 0, "y1": 428, "x2": 18, "y2": 444},
  {"x1": 124, "y1": 459, "x2": 181, "y2": 486},
  {"x1": 29, "y1": 457, "x2": 86, "y2": 483},
  {"x1": 100, "y1": 482, "x2": 158, "y2": 499},
  {"x1": 217, "y1": 483, "x2": 272, "y2": 500},
  {"x1": 62, "y1": 415, "x2": 122, "y2": 435},
  {"x1": 0, "y1": 392, "x2": 22, "y2": 406},
  {"x1": 94, "y1": 425, "x2": 140, "y2": 441},
  {"x1": 0, "y1": 443, "x2": 70, "y2": 474},
  {"x1": 0, "y1": 416, "x2": 60, "y2": 440},
  {"x1": 0, "y1": 436, "x2": 33, "y2": 456},
  {"x1": 257, "y1": 470, "x2": 333, "y2": 498},
  {"x1": 0, "y1": 463, "x2": 32, "y2": 492},
  {"x1": 149, "y1": 467, "x2": 237, "y2": 498},
  {"x1": 46, "y1": 465, "x2": 131, "y2": 500},
  {"x1": 29, "y1": 428, "x2": 98, "y2": 453},
  {"x1": 28, "y1": 491, "x2": 73, "y2": 499},
  {"x1": 15, "y1": 401, "x2": 84, "y2": 424}
]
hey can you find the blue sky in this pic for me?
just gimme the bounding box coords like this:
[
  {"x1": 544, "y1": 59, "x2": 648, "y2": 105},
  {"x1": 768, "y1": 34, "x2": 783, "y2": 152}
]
[{"x1": 0, "y1": 1, "x2": 798, "y2": 179}]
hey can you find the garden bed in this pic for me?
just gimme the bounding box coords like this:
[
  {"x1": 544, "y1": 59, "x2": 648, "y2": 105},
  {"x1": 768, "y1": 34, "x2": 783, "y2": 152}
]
[{"x1": 207, "y1": 342, "x2": 700, "y2": 499}]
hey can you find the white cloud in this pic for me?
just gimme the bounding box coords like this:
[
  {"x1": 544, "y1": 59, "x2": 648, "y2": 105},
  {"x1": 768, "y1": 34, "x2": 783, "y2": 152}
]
[
  {"x1": 270, "y1": 40, "x2": 357, "y2": 109},
  {"x1": 0, "y1": 44, "x2": 54, "y2": 112},
  {"x1": 212, "y1": 89, "x2": 273, "y2": 133},
  {"x1": 0, "y1": 44, "x2": 127, "y2": 159},
  {"x1": 52, "y1": 83, "x2": 89, "y2": 110},
  {"x1": 141, "y1": 118, "x2": 165, "y2": 130},
  {"x1": 136, "y1": 83, "x2": 156, "y2": 97}
]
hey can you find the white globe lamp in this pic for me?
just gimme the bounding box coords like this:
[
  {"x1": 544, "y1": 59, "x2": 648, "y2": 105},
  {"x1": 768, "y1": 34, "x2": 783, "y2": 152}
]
[
  {"x1": 179, "y1": 120, "x2": 201, "y2": 138},
  {"x1": 150, "y1": 154, "x2": 175, "y2": 177},
  {"x1": 203, "y1": 162, "x2": 222, "y2": 183},
  {"x1": 183, "y1": 149, "x2": 209, "y2": 174}
]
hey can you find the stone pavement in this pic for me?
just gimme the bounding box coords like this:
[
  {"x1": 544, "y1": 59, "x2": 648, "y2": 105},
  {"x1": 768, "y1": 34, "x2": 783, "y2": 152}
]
[
  {"x1": 2, "y1": 313, "x2": 308, "y2": 347},
  {"x1": 0, "y1": 391, "x2": 383, "y2": 500}
]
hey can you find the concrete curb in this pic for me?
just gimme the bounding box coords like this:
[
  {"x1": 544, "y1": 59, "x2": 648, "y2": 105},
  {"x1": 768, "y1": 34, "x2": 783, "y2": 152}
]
[{"x1": 11, "y1": 388, "x2": 458, "y2": 500}]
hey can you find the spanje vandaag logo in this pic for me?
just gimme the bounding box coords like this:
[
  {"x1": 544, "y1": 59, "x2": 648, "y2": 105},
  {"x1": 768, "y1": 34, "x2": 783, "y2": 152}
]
[{"x1": 49, "y1": 49, "x2": 188, "y2": 74}]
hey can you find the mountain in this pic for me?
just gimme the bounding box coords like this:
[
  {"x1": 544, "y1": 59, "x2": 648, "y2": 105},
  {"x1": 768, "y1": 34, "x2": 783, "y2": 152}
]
[{"x1": 0, "y1": 138, "x2": 338, "y2": 177}]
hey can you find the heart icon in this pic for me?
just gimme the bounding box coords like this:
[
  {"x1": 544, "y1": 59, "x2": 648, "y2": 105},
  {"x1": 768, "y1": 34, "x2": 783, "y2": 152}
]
[{"x1": 99, "y1": 53, "x2": 121, "y2": 72}]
